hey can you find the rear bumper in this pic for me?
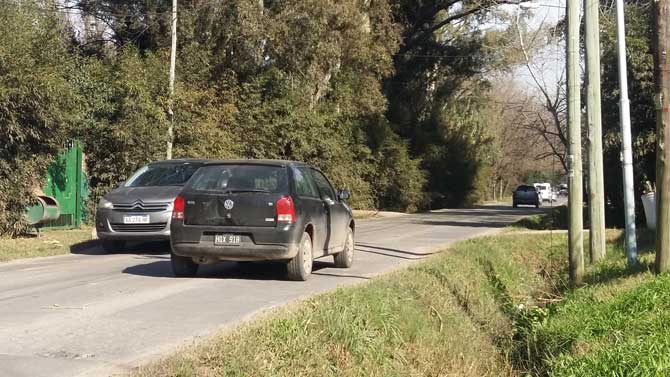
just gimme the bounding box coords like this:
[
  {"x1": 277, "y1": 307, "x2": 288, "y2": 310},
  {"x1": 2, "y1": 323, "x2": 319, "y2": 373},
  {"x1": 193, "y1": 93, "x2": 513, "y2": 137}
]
[
  {"x1": 171, "y1": 241, "x2": 299, "y2": 262},
  {"x1": 170, "y1": 221, "x2": 303, "y2": 262},
  {"x1": 514, "y1": 197, "x2": 540, "y2": 205}
]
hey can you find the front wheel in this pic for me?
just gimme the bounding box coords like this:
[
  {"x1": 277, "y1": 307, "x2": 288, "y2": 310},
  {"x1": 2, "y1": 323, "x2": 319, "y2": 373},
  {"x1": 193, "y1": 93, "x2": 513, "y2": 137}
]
[
  {"x1": 334, "y1": 228, "x2": 354, "y2": 268},
  {"x1": 287, "y1": 232, "x2": 313, "y2": 281},
  {"x1": 171, "y1": 252, "x2": 199, "y2": 277}
]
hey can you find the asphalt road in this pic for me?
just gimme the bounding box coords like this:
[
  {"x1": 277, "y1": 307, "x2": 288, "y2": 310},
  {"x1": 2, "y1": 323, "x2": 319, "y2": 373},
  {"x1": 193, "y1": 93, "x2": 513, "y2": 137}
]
[{"x1": 0, "y1": 204, "x2": 545, "y2": 377}]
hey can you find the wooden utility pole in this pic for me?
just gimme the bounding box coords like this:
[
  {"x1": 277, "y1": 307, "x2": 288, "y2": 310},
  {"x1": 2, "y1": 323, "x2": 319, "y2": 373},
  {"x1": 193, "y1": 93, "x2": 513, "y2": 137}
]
[
  {"x1": 567, "y1": 0, "x2": 585, "y2": 285},
  {"x1": 655, "y1": 0, "x2": 670, "y2": 273},
  {"x1": 166, "y1": 0, "x2": 177, "y2": 160},
  {"x1": 585, "y1": 0, "x2": 606, "y2": 263}
]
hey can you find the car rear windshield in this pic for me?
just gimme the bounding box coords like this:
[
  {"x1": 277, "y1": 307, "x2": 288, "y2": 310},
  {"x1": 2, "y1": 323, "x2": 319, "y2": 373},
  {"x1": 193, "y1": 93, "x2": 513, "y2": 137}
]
[
  {"x1": 125, "y1": 163, "x2": 201, "y2": 187},
  {"x1": 517, "y1": 185, "x2": 537, "y2": 192},
  {"x1": 187, "y1": 164, "x2": 288, "y2": 193}
]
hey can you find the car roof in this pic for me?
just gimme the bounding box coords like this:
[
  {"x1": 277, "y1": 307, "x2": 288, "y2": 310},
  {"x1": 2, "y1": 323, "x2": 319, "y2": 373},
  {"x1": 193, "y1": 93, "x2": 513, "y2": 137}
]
[
  {"x1": 149, "y1": 159, "x2": 212, "y2": 165},
  {"x1": 201, "y1": 159, "x2": 309, "y2": 168}
]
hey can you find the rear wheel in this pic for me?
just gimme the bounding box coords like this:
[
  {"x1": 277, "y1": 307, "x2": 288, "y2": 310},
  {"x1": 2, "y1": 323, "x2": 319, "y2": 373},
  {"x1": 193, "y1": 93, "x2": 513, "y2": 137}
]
[
  {"x1": 171, "y1": 252, "x2": 199, "y2": 277},
  {"x1": 334, "y1": 228, "x2": 354, "y2": 268},
  {"x1": 101, "y1": 240, "x2": 125, "y2": 253},
  {"x1": 287, "y1": 232, "x2": 313, "y2": 281}
]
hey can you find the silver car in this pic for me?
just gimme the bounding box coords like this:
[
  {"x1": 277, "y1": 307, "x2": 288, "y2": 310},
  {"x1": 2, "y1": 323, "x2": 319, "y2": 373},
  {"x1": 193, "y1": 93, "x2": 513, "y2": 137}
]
[{"x1": 95, "y1": 159, "x2": 208, "y2": 252}]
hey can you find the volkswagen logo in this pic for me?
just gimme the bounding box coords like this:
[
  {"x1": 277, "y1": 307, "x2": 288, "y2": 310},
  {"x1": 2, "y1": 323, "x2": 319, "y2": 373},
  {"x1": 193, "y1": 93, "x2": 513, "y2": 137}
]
[{"x1": 224, "y1": 199, "x2": 235, "y2": 210}]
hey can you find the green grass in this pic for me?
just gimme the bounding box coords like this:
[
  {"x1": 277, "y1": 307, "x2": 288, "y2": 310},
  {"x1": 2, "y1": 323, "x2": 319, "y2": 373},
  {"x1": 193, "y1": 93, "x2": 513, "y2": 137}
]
[
  {"x1": 133, "y1": 233, "x2": 564, "y2": 377},
  {"x1": 0, "y1": 227, "x2": 94, "y2": 262},
  {"x1": 133, "y1": 227, "x2": 667, "y2": 377},
  {"x1": 513, "y1": 206, "x2": 569, "y2": 230},
  {"x1": 521, "y1": 229, "x2": 668, "y2": 377}
]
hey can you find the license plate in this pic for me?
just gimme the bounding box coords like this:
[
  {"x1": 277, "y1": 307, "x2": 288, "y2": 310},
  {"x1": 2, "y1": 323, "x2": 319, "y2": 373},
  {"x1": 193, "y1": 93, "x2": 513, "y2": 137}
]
[
  {"x1": 214, "y1": 234, "x2": 241, "y2": 246},
  {"x1": 123, "y1": 215, "x2": 150, "y2": 224}
]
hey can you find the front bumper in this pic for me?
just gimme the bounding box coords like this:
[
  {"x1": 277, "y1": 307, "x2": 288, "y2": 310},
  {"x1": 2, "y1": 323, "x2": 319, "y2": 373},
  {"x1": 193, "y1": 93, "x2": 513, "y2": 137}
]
[{"x1": 96, "y1": 208, "x2": 172, "y2": 241}]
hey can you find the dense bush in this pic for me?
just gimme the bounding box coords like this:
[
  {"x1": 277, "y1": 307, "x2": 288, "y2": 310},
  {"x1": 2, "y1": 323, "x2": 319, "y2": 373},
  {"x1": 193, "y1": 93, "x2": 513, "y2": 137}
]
[
  {"x1": 72, "y1": 50, "x2": 170, "y2": 216},
  {"x1": 0, "y1": 4, "x2": 80, "y2": 235}
]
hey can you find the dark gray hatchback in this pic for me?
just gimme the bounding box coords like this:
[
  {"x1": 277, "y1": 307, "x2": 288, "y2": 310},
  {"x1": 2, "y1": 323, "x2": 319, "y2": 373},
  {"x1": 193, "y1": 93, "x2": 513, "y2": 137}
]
[{"x1": 170, "y1": 160, "x2": 355, "y2": 281}]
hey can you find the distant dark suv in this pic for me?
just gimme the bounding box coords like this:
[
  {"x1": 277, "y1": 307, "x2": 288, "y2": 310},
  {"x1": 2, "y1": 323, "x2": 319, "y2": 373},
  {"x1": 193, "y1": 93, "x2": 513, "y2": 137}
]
[
  {"x1": 170, "y1": 160, "x2": 355, "y2": 281},
  {"x1": 513, "y1": 185, "x2": 541, "y2": 208}
]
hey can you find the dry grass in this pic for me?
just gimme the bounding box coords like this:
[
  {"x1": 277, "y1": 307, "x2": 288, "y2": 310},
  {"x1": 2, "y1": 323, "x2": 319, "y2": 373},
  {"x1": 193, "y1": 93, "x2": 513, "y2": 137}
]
[
  {"x1": 132, "y1": 233, "x2": 563, "y2": 377},
  {"x1": 0, "y1": 227, "x2": 93, "y2": 262}
]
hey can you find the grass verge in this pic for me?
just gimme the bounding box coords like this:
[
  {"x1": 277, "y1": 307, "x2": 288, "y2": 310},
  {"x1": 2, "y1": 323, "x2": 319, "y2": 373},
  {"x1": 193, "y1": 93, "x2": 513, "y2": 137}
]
[
  {"x1": 0, "y1": 227, "x2": 93, "y2": 262},
  {"x1": 133, "y1": 228, "x2": 667, "y2": 377}
]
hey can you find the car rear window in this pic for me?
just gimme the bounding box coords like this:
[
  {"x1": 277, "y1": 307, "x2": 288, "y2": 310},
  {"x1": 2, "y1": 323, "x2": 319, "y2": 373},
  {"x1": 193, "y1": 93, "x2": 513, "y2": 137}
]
[
  {"x1": 188, "y1": 164, "x2": 288, "y2": 193},
  {"x1": 125, "y1": 163, "x2": 201, "y2": 187},
  {"x1": 516, "y1": 185, "x2": 537, "y2": 192}
]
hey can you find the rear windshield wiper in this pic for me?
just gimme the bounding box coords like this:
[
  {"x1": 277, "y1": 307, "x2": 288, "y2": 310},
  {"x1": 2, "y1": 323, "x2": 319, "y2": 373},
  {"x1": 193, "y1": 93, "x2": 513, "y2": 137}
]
[{"x1": 223, "y1": 189, "x2": 271, "y2": 194}]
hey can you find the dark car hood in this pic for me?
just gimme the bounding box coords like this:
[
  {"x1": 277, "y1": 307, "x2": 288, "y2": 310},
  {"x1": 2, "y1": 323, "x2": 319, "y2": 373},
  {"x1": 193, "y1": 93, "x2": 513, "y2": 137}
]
[{"x1": 105, "y1": 186, "x2": 183, "y2": 204}]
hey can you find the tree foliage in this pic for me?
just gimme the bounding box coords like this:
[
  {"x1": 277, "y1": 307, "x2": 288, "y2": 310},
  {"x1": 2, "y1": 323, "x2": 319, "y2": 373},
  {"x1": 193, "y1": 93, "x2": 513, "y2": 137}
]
[
  {"x1": 0, "y1": 0, "x2": 524, "y2": 234},
  {"x1": 600, "y1": 0, "x2": 656, "y2": 225},
  {"x1": 0, "y1": 3, "x2": 80, "y2": 235}
]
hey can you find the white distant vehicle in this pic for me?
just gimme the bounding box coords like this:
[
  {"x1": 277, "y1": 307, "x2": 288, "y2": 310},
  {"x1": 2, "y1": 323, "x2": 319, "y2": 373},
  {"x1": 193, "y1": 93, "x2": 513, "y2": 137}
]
[{"x1": 533, "y1": 183, "x2": 556, "y2": 202}]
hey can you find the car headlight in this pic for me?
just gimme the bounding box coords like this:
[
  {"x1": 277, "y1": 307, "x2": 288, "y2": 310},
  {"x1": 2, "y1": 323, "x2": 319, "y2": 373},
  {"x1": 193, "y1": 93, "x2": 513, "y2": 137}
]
[{"x1": 98, "y1": 197, "x2": 113, "y2": 209}]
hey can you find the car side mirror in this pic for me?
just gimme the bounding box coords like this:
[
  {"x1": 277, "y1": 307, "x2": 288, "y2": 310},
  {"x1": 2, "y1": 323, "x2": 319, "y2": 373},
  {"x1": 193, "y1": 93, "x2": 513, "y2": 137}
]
[{"x1": 338, "y1": 190, "x2": 350, "y2": 201}]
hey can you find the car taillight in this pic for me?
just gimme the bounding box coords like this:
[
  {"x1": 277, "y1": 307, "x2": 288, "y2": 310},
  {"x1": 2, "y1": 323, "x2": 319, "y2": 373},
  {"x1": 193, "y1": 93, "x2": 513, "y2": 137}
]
[
  {"x1": 172, "y1": 195, "x2": 185, "y2": 220},
  {"x1": 276, "y1": 196, "x2": 296, "y2": 223}
]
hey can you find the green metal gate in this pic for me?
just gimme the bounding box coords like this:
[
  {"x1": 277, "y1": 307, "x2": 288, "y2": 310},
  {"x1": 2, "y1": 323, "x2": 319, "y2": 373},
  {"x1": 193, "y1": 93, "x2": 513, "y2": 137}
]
[{"x1": 26, "y1": 141, "x2": 89, "y2": 229}]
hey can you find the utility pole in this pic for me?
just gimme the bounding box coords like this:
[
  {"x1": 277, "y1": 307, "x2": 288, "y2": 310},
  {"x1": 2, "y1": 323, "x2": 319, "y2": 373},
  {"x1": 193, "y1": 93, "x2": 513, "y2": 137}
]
[
  {"x1": 615, "y1": 0, "x2": 638, "y2": 267},
  {"x1": 585, "y1": 0, "x2": 606, "y2": 263},
  {"x1": 655, "y1": 0, "x2": 670, "y2": 273},
  {"x1": 166, "y1": 0, "x2": 177, "y2": 160},
  {"x1": 567, "y1": 0, "x2": 585, "y2": 285}
]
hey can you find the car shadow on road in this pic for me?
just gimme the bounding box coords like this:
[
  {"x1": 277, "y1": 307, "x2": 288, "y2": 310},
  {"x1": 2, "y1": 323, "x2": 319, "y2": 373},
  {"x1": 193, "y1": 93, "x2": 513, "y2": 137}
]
[
  {"x1": 122, "y1": 259, "x2": 334, "y2": 281},
  {"x1": 355, "y1": 243, "x2": 436, "y2": 260},
  {"x1": 414, "y1": 220, "x2": 513, "y2": 228},
  {"x1": 70, "y1": 240, "x2": 171, "y2": 256},
  {"x1": 423, "y1": 206, "x2": 547, "y2": 218}
]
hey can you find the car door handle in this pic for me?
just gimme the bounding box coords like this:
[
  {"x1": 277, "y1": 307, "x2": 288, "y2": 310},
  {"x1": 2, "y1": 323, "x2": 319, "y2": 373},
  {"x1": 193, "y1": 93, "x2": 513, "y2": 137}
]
[{"x1": 323, "y1": 198, "x2": 335, "y2": 207}]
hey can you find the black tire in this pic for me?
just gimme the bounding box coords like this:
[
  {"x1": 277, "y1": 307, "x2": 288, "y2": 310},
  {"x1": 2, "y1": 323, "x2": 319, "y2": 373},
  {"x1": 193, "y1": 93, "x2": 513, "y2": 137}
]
[
  {"x1": 287, "y1": 232, "x2": 313, "y2": 281},
  {"x1": 171, "y1": 252, "x2": 199, "y2": 277},
  {"x1": 101, "y1": 240, "x2": 125, "y2": 253},
  {"x1": 334, "y1": 228, "x2": 354, "y2": 268}
]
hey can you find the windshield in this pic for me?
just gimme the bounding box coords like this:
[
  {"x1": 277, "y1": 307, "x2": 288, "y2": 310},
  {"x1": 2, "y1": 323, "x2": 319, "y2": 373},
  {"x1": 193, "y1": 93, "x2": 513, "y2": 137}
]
[
  {"x1": 188, "y1": 165, "x2": 288, "y2": 193},
  {"x1": 125, "y1": 163, "x2": 201, "y2": 187},
  {"x1": 517, "y1": 186, "x2": 536, "y2": 192}
]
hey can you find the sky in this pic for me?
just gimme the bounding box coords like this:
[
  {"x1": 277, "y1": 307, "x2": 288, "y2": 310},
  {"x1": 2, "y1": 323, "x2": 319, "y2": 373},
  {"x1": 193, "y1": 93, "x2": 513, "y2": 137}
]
[
  {"x1": 512, "y1": 0, "x2": 567, "y2": 95},
  {"x1": 482, "y1": 0, "x2": 567, "y2": 95}
]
